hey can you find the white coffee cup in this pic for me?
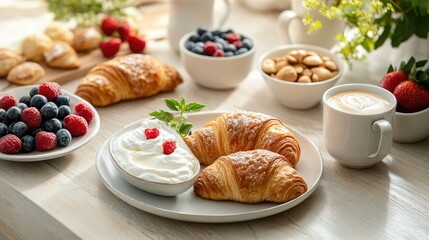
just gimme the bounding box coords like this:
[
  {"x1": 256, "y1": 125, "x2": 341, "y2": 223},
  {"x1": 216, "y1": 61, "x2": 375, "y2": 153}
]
[
  {"x1": 277, "y1": 0, "x2": 344, "y2": 48},
  {"x1": 323, "y1": 84, "x2": 397, "y2": 168},
  {"x1": 167, "y1": 0, "x2": 230, "y2": 52}
]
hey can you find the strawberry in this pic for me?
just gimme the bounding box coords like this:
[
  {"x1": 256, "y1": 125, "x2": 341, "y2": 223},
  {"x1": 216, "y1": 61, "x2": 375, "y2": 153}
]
[
  {"x1": 393, "y1": 81, "x2": 429, "y2": 113},
  {"x1": 117, "y1": 22, "x2": 131, "y2": 42},
  {"x1": 101, "y1": 16, "x2": 118, "y2": 36},
  {"x1": 380, "y1": 71, "x2": 409, "y2": 93},
  {"x1": 99, "y1": 38, "x2": 122, "y2": 58},
  {"x1": 127, "y1": 34, "x2": 146, "y2": 53}
]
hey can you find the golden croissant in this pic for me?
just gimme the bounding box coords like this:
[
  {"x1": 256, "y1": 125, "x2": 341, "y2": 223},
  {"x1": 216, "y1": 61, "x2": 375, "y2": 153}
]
[
  {"x1": 75, "y1": 54, "x2": 183, "y2": 107},
  {"x1": 194, "y1": 149, "x2": 307, "y2": 203},
  {"x1": 184, "y1": 111, "x2": 301, "y2": 167}
]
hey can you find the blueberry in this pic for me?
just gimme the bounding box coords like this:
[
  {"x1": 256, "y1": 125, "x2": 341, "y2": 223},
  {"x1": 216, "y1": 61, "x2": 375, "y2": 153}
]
[
  {"x1": 224, "y1": 51, "x2": 234, "y2": 57},
  {"x1": 57, "y1": 105, "x2": 71, "y2": 120},
  {"x1": 11, "y1": 121, "x2": 28, "y2": 138},
  {"x1": 56, "y1": 129, "x2": 72, "y2": 147},
  {"x1": 242, "y1": 38, "x2": 253, "y2": 49},
  {"x1": 211, "y1": 30, "x2": 222, "y2": 36},
  {"x1": 55, "y1": 95, "x2": 70, "y2": 107},
  {"x1": 224, "y1": 29, "x2": 234, "y2": 34},
  {"x1": 32, "y1": 127, "x2": 43, "y2": 136},
  {"x1": 60, "y1": 120, "x2": 65, "y2": 128},
  {"x1": 196, "y1": 27, "x2": 208, "y2": 36},
  {"x1": 191, "y1": 45, "x2": 204, "y2": 55},
  {"x1": 6, "y1": 106, "x2": 21, "y2": 123},
  {"x1": 195, "y1": 42, "x2": 204, "y2": 48},
  {"x1": 41, "y1": 102, "x2": 58, "y2": 120},
  {"x1": 43, "y1": 118, "x2": 62, "y2": 133},
  {"x1": 0, "y1": 109, "x2": 6, "y2": 123},
  {"x1": 29, "y1": 86, "x2": 39, "y2": 97},
  {"x1": 185, "y1": 41, "x2": 196, "y2": 51},
  {"x1": 21, "y1": 135, "x2": 35, "y2": 153},
  {"x1": 188, "y1": 34, "x2": 200, "y2": 42},
  {"x1": 8, "y1": 122, "x2": 15, "y2": 133},
  {"x1": 224, "y1": 44, "x2": 237, "y2": 52},
  {"x1": 235, "y1": 48, "x2": 249, "y2": 55},
  {"x1": 17, "y1": 103, "x2": 27, "y2": 111},
  {"x1": 30, "y1": 94, "x2": 48, "y2": 110},
  {"x1": 215, "y1": 42, "x2": 224, "y2": 50},
  {"x1": 19, "y1": 95, "x2": 31, "y2": 106},
  {"x1": 200, "y1": 32, "x2": 214, "y2": 42},
  {"x1": 0, "y1": 123, "x2": 7, "y2": 137}
]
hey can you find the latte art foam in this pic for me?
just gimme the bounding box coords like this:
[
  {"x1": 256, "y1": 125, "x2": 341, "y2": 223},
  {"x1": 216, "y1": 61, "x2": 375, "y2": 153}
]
[{"x1": 328, "y1": 90, "x2": 391, "y2": 114}]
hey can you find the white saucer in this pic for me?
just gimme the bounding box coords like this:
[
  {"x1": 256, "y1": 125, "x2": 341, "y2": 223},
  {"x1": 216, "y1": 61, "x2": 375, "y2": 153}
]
[{"x1": 95, "y1": 111, "x2": 323, "y2": 223}]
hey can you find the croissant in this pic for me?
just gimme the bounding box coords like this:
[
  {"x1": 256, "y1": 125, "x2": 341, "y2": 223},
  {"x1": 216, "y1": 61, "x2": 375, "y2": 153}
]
[
  {"x1": 184, "y1": 111, "x2": 301, "y2": 167},
  {"x1": 75, "y1": 54, "x2": 183, "y2": 107},
  {"x1": 7, "y1": 62, "x2": 45, "y2": 85},
  {"x1": 43, "y1": 41, "x2": 80, "y2": 69},
  {"x1": 194, "y1": 149, "x2": 307, "y2": 203},
  {"x1": 0, "y1": 48, "x2": 25, "y2": 77}
]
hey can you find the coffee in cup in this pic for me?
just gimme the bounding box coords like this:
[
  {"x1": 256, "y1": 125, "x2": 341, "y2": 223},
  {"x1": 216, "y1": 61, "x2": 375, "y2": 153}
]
[{"x1": 327, "y1": 90, "x2": 392, "y2": 114}]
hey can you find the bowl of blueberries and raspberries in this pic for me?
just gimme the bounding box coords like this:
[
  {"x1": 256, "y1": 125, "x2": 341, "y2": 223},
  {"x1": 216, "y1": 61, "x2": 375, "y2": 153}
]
[
  {"x1": 0, "y1": 82, "x2": 99, "y2": 158},
  {"x1": 179, "y1": 27, "x2": 256, "y2": 90}
]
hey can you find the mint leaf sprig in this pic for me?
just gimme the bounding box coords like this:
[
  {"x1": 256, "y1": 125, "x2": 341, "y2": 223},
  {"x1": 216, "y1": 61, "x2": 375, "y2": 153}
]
[{"x1": 149, "y1": 98, "x2": 205, "y2": 137}]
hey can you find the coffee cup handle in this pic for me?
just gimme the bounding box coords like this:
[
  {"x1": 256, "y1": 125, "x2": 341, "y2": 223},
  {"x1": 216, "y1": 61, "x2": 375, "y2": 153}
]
[
  {"x1": 216, "y1": 0, "x2": 231, "y2": 28},
  {"x1": 368, "y1": 119, "x2": 393, "y2": 159},
  {"x1": 278, "y1": 10, "x2": 300, "y2": 44}
]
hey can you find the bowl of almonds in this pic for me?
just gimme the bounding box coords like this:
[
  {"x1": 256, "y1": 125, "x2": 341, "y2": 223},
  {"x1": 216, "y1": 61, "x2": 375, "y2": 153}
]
[{"x1": 258, "y1": 44, "x2": 343, "y2": 109}]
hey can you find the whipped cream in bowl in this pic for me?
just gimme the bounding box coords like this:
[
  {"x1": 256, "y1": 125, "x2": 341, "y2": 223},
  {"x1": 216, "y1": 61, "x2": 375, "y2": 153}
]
[{"x1": 109, "y1": 118, "x2": 200, "y2": 196}]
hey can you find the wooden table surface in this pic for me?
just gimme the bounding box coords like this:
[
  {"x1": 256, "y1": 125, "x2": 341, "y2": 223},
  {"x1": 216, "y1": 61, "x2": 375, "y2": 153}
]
[{"x1": 1, "y1": 1, "x2": 428, "y2": 239}]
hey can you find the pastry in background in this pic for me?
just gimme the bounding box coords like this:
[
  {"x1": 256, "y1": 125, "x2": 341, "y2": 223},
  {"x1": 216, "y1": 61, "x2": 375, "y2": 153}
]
[
  {"x1": 7, "y1": 62, "x2": 45, "y2": 85},
  {"x1": 75, "y1": 54, "x2": 183, "y2": 107},
  {"x1": 72, "y1": 27, "x2": 102, "y2": 52},
  {"x1": 44, "y1": 41, "x2": 80, "y2": 69},
  {"x1": 194, "y1": 149, "x2": 307, "y2": 203},
  {"x1": 45, "y1": 22, "x2": 74, "y2": 44},
  {"x1": 0, "y1": 48, "x2": 26, "y2": 77},
  {"x1": 184, "y1": 110, "x2": 301, "y2": 167},
  {"x1": 21, "y1": 33, "x2": 53, "y2": 62}
]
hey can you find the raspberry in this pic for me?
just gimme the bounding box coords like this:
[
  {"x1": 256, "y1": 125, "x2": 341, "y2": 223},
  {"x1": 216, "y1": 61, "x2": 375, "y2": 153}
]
[
  {"x1": 21, "y1": 107, "x2": 42, "y2": 130},
  {"x1": 64, "y1": 114, "x2": 88, "y2": 137},
  {"x1": 162, "y1": 140, "x2": 176, "y2": 155},
  {"x1": 213, "y1": 49, "x2": 225, "y2": 57},
  {"x1": 0, "y1": 134, "x2": 22, "y2": 154},
  {"x1": 233, "y1": 40, "x2": 243, "y2": 49},
  {"x1": 204, "y1": 41, "x2": 217, "y2": 56},
  {"x1": 225, "y1": 33, "x2": 241, "y2": 43},
  {"x1": 35, "y1": 131, "x2": 57, "y2": 151},
  {"x1": 38, "y1": 82, "x2": 61, "y2": 101},
  {"x1": 75, "y1": 102, "x2": 94, "y2": 123},
  {"x1": 144, "y1": 128, "x2": 160, "y2": 139},
  {"x1": 0, "y1": 94, "x2": 18, "y2": 111}
]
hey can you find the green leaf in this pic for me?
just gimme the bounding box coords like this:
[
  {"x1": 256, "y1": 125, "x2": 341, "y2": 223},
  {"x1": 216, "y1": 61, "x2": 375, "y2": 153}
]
[
  {"x1": 185, "y1": 103, "x2": 206, "y2": 112},
  {"x1": 179, "y1": 123, "x2": 193, "y2": 136},
  {"x1": 164, "y1": 99, "x2": 180, "y2": 111},
  {"x1": 375, "y1": 24, "x2": 391, "y2": 49},
  {"x1": 403, "y1": 57, "x2": 416, "y2": 73},
  {"x1": 387, "y1": 64, "x2": 394, "y2": 73},
  {"x1": 149, "y1": 110, "x2": 174, "y2": 123},
  {"x1": 416, "y1": 60, "x2": 428, "y2": 68},
  {"x1": 179, "y1": 98, "x2": 186, "y2": 112}
]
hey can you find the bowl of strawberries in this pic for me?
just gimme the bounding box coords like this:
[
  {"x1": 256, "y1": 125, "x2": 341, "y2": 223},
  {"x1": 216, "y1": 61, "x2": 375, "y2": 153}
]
[{"x1": 380, "y1": 57, "x2": 429, "y2": 143}]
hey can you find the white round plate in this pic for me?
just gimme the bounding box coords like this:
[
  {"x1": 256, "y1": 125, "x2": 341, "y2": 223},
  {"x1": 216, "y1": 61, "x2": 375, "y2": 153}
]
[
  {"x1": 0, "y1": 85, "x2": 100, "y2": 162},
  {"x1": 96, "y1": 111, "x2": 323, "y2": 223}
]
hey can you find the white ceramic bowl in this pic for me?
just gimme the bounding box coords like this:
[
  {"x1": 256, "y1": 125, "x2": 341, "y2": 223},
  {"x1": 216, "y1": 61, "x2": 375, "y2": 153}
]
[
  {"x1": 394, "y1": 107, "x2": 429, "y2": 143},
  {"x1": 108, "y1": 120, "x2": 200, "y2": 196},
  {"x1": 179, "y1": 31, "x2": 256, "y2": 90},
  {"x1": 258, "y1": 44, "x2": 344, "y2": 109}
]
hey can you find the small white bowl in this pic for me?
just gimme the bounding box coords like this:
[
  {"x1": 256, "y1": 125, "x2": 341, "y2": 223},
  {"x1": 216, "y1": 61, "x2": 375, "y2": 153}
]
[
  {"x1": 394, "y1": 107, "x2": 429, "y2": 143},
  {"x1": 109, "y1": 120, "x2": 200, "y2": 196},
  {"x1": 258, "y1": 44, "x2": 344, "y2": 109},
  {"x1": 179, "y1": 31, "x2": 256, "y2": 90}
]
